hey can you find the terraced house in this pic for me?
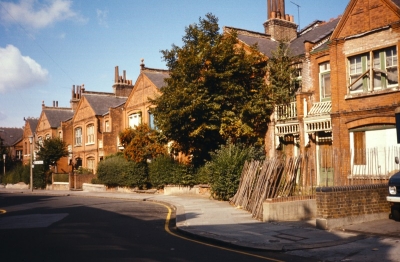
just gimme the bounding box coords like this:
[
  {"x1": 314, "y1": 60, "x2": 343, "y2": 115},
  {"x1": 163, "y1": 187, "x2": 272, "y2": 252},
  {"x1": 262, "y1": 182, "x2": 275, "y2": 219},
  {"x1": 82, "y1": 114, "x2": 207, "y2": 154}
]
[
  {"x1": 329, "y1": 0, "x2": 400, "y2": 182},
  {"x1": 225, "y1": 0, "x2": 400, "y2": 186}
]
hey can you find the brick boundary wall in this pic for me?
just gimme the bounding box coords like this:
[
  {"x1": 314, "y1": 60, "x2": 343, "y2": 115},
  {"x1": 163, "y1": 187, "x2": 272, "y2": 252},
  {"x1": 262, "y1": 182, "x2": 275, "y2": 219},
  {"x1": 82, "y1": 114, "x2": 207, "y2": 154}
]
[{"x1": 315, "y1": 184, "x2": 390, "y2": 230}]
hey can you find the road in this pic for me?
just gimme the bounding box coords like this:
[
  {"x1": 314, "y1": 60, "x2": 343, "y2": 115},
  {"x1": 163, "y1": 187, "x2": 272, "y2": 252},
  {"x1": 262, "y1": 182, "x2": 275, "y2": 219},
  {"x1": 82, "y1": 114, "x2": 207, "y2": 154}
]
[{"x1": 0, "y1": 193, "x2": 314, "y2": 262}]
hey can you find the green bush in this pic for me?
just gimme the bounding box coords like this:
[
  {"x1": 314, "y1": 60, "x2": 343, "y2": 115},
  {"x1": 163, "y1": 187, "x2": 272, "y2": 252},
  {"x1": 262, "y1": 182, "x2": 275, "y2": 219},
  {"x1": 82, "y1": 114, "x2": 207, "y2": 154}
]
[
  {"x1": 2, "y1": 163, "x2": 30, "y2": 184},
  {"x1": 33, "y1": 164, "x2": 48, "y2": 189},
  {"x1": 96, "y1": 154, "x2": 148, "y2": 188},
  {"x1": 197, "y1": 143, "x2": 264, "y2": 201},
  {"x1": 53, "y1": 173, "x2": 69, "y2": 182},
  {"x1": 148, "y1": 155, "x2": 176, "y2": 188},
  {"x1": 148, "y1": 155, "x2": 196, "y2": 188}
]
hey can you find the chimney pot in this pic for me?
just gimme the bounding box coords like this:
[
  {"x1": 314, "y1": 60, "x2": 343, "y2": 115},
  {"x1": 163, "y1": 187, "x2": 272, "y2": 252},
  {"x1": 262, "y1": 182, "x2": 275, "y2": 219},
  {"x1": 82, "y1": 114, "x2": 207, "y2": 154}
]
[
  {"x1": 140, "y1": 59, "x2": 145, "y2": 70},
  {"x1": 115, "y1": 66, "x2": 119, "y2": 83}
]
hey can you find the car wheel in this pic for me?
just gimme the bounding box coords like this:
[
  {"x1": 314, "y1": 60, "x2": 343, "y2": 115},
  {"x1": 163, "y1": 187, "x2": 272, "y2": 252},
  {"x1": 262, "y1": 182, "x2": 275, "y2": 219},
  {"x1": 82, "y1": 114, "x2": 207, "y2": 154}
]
[{"x1": 391, "y1": 207, "x2": 400, "y2": 222}]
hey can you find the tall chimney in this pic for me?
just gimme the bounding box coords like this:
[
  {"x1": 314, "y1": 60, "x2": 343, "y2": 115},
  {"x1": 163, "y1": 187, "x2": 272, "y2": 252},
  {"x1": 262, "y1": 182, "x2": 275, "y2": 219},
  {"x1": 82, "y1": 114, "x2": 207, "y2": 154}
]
[
  {"x1": 56, "y1": 101, "x2": 58, "y2": 107},
  {"x1": 115, "y1": 66, "x2": 119, "y2": 83},
  {"x1": 123, "y1": 70, "x2": 126, "y2": 83}
]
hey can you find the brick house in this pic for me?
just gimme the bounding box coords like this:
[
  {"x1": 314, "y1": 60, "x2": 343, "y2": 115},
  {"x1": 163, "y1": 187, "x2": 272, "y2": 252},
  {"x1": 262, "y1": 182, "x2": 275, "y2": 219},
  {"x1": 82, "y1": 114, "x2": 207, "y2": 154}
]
[
  {"x1": 68, "y1": 67, "x2": 133, "y2": 173},
  {"x1": 35, "y1": 101, "x2": 74, "y2": 173},
  {"x1": 329, "y1": 0, "x2": 400, "y2": 182},
  {"x1": 224, "y1": 0, "x2": 340, "y2": 184},
  {"x1": 225, "y1": 0, "x2": 400, "y2": 186},
  {"x1": 123, "y1": 60, "x2": 169, "y2": 130},
  {"x1": 0, "y1": 127, "x2": 23, "y2": 161},
  {"x1": 22, "y1": 118, "x2": 38, "y2": 165}
]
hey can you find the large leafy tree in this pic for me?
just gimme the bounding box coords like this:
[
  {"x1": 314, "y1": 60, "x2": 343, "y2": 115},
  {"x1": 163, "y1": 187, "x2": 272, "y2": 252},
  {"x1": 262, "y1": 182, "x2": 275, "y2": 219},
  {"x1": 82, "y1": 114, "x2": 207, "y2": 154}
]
[
  {"x1": 36, "y1": 137, "x2": 69, "y2": 171},
  {"x1": 119, "y1": 124, "x2": 167, "y2": 163},
  {"x1": 152, "y1": 13, "x2": 272, "y2": 166}
]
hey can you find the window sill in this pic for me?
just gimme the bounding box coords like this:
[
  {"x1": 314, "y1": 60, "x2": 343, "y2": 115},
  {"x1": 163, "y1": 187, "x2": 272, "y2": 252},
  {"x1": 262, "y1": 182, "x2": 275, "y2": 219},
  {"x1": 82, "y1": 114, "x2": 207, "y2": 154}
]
[
  {"x1": 85, "y1": 143, "x2": 95, "y2": 146},
  {"x1": 345, "y1": 86, "x2": 399, "y2": 100}
]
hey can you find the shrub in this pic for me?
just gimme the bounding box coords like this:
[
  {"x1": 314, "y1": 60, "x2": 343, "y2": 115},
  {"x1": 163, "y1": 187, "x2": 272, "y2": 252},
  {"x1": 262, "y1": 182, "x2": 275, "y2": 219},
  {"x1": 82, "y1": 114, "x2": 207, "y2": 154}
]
[
  {"x1": 96, "y1": 154, "x2": 148, "y2": 188},
  {"x1": 148, "y1": 155, "x2": 176, "y2": 189},
  {"x1": 2, "y1": 163, "x2": 30, "y2": 184},
  {"x1": 148, "y1": 155, "x2": 196, "y2": 188},
  {"x1": 197, "y1": 142, "x2": 264, "y2": 201}
]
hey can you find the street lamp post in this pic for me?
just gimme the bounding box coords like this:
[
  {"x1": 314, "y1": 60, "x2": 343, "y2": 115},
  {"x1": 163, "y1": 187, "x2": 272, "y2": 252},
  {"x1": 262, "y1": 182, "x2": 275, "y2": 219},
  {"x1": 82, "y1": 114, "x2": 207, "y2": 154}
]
[
  {"x1": 2, "y1": 154, "x2": 5, "y2": 182},
  {"x1": 28, "y1": 136, "x2": 33, "y2": 192},
  {"x1": 0, "y1": 154, "x2": 7, "y2": 182}
]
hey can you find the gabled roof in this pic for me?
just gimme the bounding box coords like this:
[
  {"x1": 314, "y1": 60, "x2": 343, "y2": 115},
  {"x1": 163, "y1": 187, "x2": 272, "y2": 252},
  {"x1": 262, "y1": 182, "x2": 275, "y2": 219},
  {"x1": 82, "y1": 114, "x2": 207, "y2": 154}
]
[
  {"x1": 391, "y1": 0, "x2": 400, "y2": 8},
  {"x1": 225, "y1": 17, "x2": 339, "y2": 58},
  {"x1": 289, "y1": 18, "x2": 340, "y2": 56},
  {"x1": 224, "y1": 26, "x2": 278, "y2": 57},
  {"x1": 83, "y1": 93, "x2": 127, "y2": 116},
  {"x1": 0, "y1": 127, "x2": 23, "y2": 146},
  {"x1": 331, "y1": 0, "x2": 400, "y2": 40},
  {"x1": 43, "y1": 108, "x2": 74, "y2": 128},
  {"x1": 25, "y1": 118, "x2": 38, "y2": 134},
  {"x1": 142, "y1": 68, "x2": 169, "y2": 89}
]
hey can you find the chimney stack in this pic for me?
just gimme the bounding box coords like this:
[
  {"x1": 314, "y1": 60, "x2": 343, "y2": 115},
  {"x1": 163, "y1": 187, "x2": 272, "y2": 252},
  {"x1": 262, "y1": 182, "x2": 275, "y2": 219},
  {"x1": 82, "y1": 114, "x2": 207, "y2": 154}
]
[{"x1": 115, "y1": 66, "x2": 119, "y2": 83}]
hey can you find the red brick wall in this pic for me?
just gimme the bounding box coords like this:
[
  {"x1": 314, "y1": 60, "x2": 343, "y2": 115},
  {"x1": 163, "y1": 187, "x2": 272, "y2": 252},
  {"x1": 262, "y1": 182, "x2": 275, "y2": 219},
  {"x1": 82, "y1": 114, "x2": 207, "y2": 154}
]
[{"x1": 316, "y1": 184, "x2": 390, "y2": 219}]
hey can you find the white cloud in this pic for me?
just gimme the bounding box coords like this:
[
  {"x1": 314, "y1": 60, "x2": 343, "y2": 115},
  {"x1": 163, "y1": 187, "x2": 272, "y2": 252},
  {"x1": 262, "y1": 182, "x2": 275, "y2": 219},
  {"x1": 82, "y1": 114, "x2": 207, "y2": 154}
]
[
  {"x1": 0, "y1": 0, "x2": 84, "y2": 29},
  {"x1": 0, "y1": 44, "x2": 48, "y2": 93},
  {"x1": 96, "y1": 8, "x2": 108, "y2": 28}
]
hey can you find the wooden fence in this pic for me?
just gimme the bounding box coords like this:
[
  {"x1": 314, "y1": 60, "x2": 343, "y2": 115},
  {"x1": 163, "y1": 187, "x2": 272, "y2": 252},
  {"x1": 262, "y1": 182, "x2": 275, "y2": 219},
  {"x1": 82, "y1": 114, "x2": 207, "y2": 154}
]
[{"x1": 230, "y1": 147, "x2": 400, "y2": 220}]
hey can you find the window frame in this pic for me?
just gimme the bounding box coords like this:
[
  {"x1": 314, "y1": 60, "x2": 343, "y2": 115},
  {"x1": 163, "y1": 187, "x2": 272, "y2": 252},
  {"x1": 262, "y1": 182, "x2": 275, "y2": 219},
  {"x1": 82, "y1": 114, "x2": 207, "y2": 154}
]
[
  {"x1": 74, "y1": 127, "x2": 82, "y2": 146},
  {"x1": 348, "y1": 46, "x2": 398, "y2": 94},
  {"x1": 319, "y1": 62, "x2": 331, "y2": 101},
  {"x1": 86, "y1": 124, "x2": 95, "y2": 145},
  {"x1": 128, "y1": 112, "x2": 142, "y2": 128}
]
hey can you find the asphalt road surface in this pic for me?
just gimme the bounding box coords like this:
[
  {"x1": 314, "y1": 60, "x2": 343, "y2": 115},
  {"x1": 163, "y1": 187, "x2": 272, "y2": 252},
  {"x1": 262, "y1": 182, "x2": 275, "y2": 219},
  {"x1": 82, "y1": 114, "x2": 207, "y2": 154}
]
[{"x1": 0, "y1": 193, "x2": 315, "y2": 262}]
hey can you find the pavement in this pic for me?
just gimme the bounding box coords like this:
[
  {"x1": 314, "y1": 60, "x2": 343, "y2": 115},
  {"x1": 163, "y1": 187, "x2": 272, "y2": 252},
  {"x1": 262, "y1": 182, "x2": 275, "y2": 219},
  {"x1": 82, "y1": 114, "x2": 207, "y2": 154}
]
[{"x1": 1, "y1": 187, "x2": 400, "y2": 261}]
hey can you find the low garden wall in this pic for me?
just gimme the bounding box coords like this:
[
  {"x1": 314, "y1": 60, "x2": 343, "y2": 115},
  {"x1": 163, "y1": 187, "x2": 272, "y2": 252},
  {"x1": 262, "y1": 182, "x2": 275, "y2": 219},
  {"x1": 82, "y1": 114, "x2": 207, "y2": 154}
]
[
  {"x1": 263, "y1": 196, "x2": 316, "y2": 222},
  {"x1": 316, "y1": 184, "x2": 390, "y2": 230},
  {"x1": 163, "y1": 185, "x2": 210, "y2": 196}
]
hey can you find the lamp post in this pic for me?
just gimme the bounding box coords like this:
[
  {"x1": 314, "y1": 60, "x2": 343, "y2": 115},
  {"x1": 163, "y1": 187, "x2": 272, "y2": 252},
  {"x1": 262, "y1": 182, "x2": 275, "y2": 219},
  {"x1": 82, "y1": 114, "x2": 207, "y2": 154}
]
[
  {"x1": 28, "y1": 136, "x2": 33, "y2": 192},
  {"x1": 2, "y1": 154, "x2": 5, "y2": 178}
]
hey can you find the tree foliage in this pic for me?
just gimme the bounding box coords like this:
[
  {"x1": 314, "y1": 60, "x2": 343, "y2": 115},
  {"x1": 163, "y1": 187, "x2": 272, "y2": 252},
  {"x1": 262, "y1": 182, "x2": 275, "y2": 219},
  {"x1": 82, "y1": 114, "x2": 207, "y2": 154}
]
[
  {"x1": 119, "y1": 124, "x2": 167, "y2": 163},
  {"x1": 36, "y1": 137, "x2": 69, "y2": 169},
  {"x1": 151, "y1": 13, "x2": 272, "y2": 166},
  {"x1": 266, "y1": 41, "x2": 299, "y2": 105}
]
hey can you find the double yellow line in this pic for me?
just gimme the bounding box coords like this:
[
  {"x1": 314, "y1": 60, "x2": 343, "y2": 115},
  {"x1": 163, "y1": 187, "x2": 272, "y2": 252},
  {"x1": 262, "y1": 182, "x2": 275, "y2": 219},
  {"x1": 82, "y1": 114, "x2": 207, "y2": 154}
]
[{"x1": 155, "y1": 202, "x2": 284, "y2": 262}]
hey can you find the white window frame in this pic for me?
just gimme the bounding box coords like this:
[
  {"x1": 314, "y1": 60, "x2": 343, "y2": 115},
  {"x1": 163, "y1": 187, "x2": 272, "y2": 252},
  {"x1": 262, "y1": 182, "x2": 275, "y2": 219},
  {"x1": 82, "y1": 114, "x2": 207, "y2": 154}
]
[
  {"x1": 86, "y1": 124, "x2": 95, "y2": 145},
  {"x1": 128, "y1": 112, "x2": 142, "y2": 128},
  {"x1": 319, "y1": 62, "x2": 331, "y2": 101},
  {"x1": 87, "y1": 157, "x2": 95, "y2": 172},
  {"x1": 348, "y1": 46, "x2": 398, "y2": 94},
  {"x1": 75, "y1": 127, "x2": 82, "y2": 146},
  {"x1": 105, "y1": 120, "x2": 110, "y2": 132}
]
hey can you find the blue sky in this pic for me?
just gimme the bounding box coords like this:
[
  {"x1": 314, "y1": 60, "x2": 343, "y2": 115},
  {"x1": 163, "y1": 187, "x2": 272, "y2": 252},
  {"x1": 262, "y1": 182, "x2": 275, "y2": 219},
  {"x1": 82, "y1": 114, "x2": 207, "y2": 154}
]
[{"x1": 0, "y1": 0, "x2": 349, "y2": 128}]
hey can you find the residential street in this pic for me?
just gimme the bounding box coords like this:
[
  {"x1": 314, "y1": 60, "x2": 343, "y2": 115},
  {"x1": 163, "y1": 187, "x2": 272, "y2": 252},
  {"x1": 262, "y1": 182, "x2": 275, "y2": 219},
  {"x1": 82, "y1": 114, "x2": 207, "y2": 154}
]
[{"x1": 0, "y1": 192, "x2": 311, "y2": 262}]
